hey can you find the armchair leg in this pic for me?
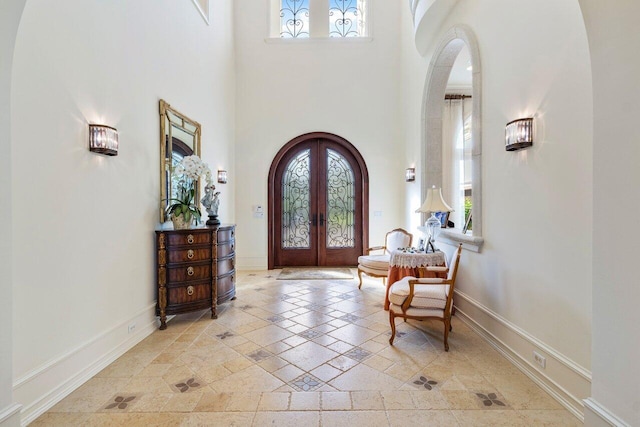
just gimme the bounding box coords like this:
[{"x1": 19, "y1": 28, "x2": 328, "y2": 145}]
[
  {"x1": 357, "y1": 269, "x2": 364, "y2": 289},
  {"x1": 389, "y1": 311, "x2": 397, "y2": 345},
  {"x1": 443, "y1": 318, "x2": 450, "y2": 352}
]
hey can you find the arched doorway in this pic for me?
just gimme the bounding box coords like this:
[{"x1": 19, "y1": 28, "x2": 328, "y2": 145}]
[{"x1": 268, "y1": 132, "x2": 369, "y2": 269}]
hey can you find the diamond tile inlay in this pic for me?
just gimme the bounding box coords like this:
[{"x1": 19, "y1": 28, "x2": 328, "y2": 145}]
[
  {"x1": 298, "y1": 329, "x2": 323, "y2": 340},
  {"x1": 248, "y1": 349, "x2": 273, "y2": 362},
  {"x1": 290, "y1": 373, "x2": 324, "y2": 391},
  {"x1": 343, "y1": 347, "x2": 372, "y2": 361}
]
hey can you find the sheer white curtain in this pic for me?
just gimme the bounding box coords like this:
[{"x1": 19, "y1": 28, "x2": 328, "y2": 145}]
[{"x1": 442, "y1": 98, "x2": 472, "y2": 229}]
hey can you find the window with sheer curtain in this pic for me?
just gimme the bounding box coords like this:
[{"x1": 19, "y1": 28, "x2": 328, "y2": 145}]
[{"x1": 442, "y1": 96, "x2": 472, "y2": 232}]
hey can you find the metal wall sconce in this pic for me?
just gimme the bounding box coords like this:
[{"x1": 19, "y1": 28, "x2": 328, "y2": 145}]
[
  {"x1": 217, "y1": 170, "x2": 228, "y2": 184},
  {"x1": 405, "y1": 168, "x2": 416, "y2": 182},
  {"x1": 505, "y1": 118, "x2": 533, "y2": 151},
  {"x1": 89, "y1": 124, "x2": 118, "y2": 156}
]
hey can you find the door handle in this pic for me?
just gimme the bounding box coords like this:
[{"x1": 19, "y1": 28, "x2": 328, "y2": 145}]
[
  {"x1": 312, "y1": 213, "x2": 317, "y2": 226},
  {"x1": 319, "y1": 213, "x2": 325, "y2": 226}
]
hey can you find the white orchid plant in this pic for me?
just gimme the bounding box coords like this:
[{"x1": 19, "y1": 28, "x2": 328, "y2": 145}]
[{"x1": 167, "y1": 155, "x2": 213, "y2": 224}]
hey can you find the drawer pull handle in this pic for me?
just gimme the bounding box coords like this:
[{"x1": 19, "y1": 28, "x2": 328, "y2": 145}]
[
  {"x1": 187, "y1": 250, "x2": 194, "y2": 259},
  {"x1": 187, "y1": 234, "x2": 194, "y2": 244},
  {"x1": 187, "y1": 285, "x2": 194, "y2": 296},
  {"x1": 187, "y1": 266, "x2": 194, "y2": 276}
]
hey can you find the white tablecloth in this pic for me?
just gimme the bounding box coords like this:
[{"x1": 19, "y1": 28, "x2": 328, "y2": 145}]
[{"x1": 389, "y1": 250, "x2": 446, "y2": 268}]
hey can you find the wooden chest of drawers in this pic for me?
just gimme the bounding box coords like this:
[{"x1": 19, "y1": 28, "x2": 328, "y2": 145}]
[{"x1": 155, "y1": 224, "x2": 236, "y2": 330}]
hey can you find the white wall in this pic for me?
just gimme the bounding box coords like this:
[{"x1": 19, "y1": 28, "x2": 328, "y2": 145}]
[
  {"x1": 1, "y1": 2, "x2": 26, "y2": 425},
  {"x1": 10, "y1": 0, "x2": 235, "y2": 420},
  {"x1": 233, "y1": 0, "x2": 405, "y2": 269},
  {"x1": 579, "y1": 1, "x2": 640, "y2": 425},
  {"x1": 402, "y1": 0, "x2": 593, "y2": 414}
]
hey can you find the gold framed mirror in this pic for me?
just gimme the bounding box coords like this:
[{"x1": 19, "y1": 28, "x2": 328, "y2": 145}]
[{"x1": 159, "y1": 99, "x2": 201, "y2": 223}]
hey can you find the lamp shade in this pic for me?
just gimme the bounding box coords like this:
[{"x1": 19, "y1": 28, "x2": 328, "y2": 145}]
[
  {"x1": 416, "y1": 186, "x2": 453, "y2": 214},
  {"x1": 89, "y1": 124, "x2": 118, "y2": 156}
]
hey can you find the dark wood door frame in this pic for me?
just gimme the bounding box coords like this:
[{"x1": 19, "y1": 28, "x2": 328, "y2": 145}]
[{"x1": 268, "y1": 132, "x2": 369, "y2": 270}]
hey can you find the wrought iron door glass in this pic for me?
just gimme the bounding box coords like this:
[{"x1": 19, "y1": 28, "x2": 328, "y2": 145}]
[
  {"x1": 326, "y1": 149, "x2": 355, "y2": 248},
  {"x1": 282, "y1": 149, "x2": 311, "y2": 248}
]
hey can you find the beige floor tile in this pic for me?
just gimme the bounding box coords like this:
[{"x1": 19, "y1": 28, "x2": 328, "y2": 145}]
[
  {"x1": 194, "y1": 392, "x2": 232, "y2": 412},
  {"x1": 327, "y1": 355, "x2": 359, "y2": 371},
  {"x1": 257, "y1": 392, "x2": 290, "y2": 411},
  {"x1": 409, "y1": 390, "x2": 450, "y2": 410},
  {"x1": 451, "y1": 409, "x2": 528, "y2": 426},
  {"x1": 328, "y1": 324, "x2": 381, "y2": 346},
  {"x1": 223, "y1": 356, "x2": 254, "y2": 373},
  {"x1": 226, "y1": 392, "x2": 261, "y2": 411},
  {"x1": 263, "y1": 340, "x2": 292, "y2": 354},
  {"x1": 258, "y1": 355, "x2": 289, "y2": 373},
  {"x1": 321, "y1": 391, "x2": 352, "y2": 410},
  {"x1": 321, "y1": 410, "x2": 389, "y2": 426},
  {"x1": 440, "y1": 390, "x2": 484, "y2": 409},
  {"x1": 518, "y1": 409, "x2": 583, "y2": 426},
  {"x1": 380, "y1": 390, "x2": 416, "y2": 410},
  {"x1": 129, "y1": 393, "x2": 173, "y2": 412},
  {"x1": 199, "y1": 364, "x2": 232, "y2": 383},
  {"x1": 83, "y1": 412, "x2": 187, "y2": 426},
  {"x1": 329, "y1": 364, "x2": 404, "y2": 391},
  {"x1": 161, "y1": 392, "x2": 203, "y2": 412},
  {"x1": 351, "y1": 391, "x2": 384, "y2": 410},
  {"x1": 387, "y1": 410, "x2": 459, "y2": 426},
  {"x1": 310, "y1": 364, "x2": 343, "y2": 382},
  {"x1": 181, "y1": 411, "x2": 255, "y2": 426},
  {"x1": 289, "y1": 392, "x2": 321, "y2": 410},
  {"x1": 243, "y1": 324, "x2": 294, "y2": 347},
  {"x1": 209, "y1": 365, "x2": 285, "y2": 393},
  {"x1": 279, "y1": 341, "x2": 340, "y2": 371},
  {"x1": 272, "y1": 363, "x2": 305, "y2": 382},
  {"x1": 252, "y1": 411, "x2": 320, "y2": 427},
  {"x1": 30, "y1": 412, "x2": 91, "y2": 426}
]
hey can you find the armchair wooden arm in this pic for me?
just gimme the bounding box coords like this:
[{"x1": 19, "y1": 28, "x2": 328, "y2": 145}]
[{"x1": 365, "y1": 245, "x2": 386, "y2": 254}]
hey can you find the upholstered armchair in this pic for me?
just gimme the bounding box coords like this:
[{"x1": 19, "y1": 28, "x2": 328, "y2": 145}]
[
  {"x1": 357, "y1": 228, "x2": 412, "y2": 289},
  {"x1": 388, "y1": 243, "x2": 462, "y2": 351}
]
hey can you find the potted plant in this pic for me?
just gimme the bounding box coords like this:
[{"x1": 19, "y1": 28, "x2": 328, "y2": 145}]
[{"x1": 166, "y1": 155, "x2": 212, "y2": 230}]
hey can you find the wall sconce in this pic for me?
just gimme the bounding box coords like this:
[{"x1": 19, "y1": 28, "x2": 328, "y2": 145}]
[
  {"x1": 89, "y1": 124, "x2": 118, "y2": 156},
  {"x1": 505, "y1": 118, "x2": 533, "y2": 151},
  {"x1": 217, "y1": 170, "x2": 228, "y2": 184},
  {"x1": 405, "y1": 168, "x2": 416, "y2": 182}
]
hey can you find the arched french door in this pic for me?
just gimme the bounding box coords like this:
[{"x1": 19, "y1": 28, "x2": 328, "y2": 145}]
[{"x1": 268, "y1": 133, "x2": 369, "y2": 268}]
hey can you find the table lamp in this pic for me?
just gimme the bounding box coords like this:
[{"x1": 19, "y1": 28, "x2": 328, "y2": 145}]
[{"x1": 416, "y1": 186, "x2": 453, "y2": 252}]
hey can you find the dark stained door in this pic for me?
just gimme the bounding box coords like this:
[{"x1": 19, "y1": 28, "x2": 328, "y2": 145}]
[{"x1": 270, "y1": 134, "x2": 367, "y2": 267}]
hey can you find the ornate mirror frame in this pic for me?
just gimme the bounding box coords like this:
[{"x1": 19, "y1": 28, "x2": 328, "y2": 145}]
[{"x1": 159, "y1": 99, "x2": 202, "y2": 223}]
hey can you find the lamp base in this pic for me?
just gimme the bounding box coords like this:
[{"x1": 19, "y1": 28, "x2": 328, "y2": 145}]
[
  {"x1": 206, "y1": 214, "x2": 221, "y2": 226},
  {"x1": 426, "y1": 239, "x2": 437, "y2": 253}
]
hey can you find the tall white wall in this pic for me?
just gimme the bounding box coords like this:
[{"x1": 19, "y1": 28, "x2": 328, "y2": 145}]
[
  {"x1": 1, "y1": 2, "x2": 26, "y2": 425},
  {"x1": 579, "y1": 1, "x2": 640, "y2": 425},
  {"x1": 402, "y1": 0, "x2": 593, "y2": 415},
  {"x1": 233, "y1": 0, "x2": 404, "y2": 269},
  {"x1": 10, "y1": 0, "x2": 235, "y2": 421}
]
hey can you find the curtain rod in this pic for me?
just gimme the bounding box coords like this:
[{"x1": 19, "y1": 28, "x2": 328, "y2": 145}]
[{"x1": 445, "y1": 94, "x2": 472, "y2": 100}]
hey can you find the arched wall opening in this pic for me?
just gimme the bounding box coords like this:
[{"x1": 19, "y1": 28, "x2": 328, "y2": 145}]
[{"x1": 422, "y1": 25, "x2": 483, "y2": 247}]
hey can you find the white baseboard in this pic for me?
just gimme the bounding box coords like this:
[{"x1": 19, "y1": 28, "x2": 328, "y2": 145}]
[
  {"x1": 584, "y1": 398, "x2": 630, "y2": 427},
  {"x1": 236, "y1": 257, "x2": 267, "y2": 270},
  {"x1": 14, "y1": 304, "x2": 158, "y2": 426},
  {"x1": 454, "y1": 290, "x2": 590, "y2": 421},
  {"x1": 0, "y1": 403, "x2": 22, "y2": 427}
]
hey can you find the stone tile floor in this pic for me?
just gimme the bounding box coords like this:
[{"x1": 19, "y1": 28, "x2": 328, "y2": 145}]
[{"x1": 32, "y1": 271, "x2": 581, "y2": 426}]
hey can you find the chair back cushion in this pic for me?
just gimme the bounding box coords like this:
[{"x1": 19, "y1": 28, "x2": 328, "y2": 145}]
[
  {"x1": 385, "y1": 230, "x2": 412, "y2": 254},
  {"x1": 447, "y1": 244, "x2": 462, "y2": 281},
  {"x1": 388, "y1": 279, "x2": 448, "y2": 309}
]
